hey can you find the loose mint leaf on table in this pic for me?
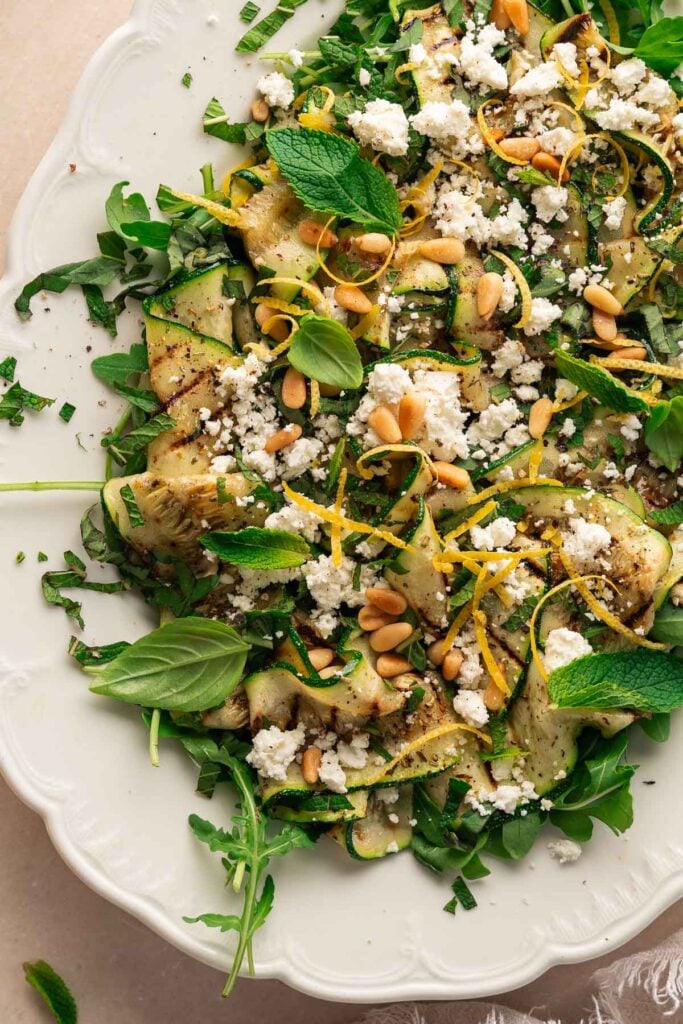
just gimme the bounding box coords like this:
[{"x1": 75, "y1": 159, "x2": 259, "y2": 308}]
[
  {"x1": 547, "y1": 649, "x2": 683, "y2": 714},
  {"x1": 0, "y1": 381, "x2": 54, "y2": 426},
  {"x1": 23, "y1": 960, "x2": 77, "y2": 1024},
  {"x1": 288, "y1": 315, "x2": 364, "y2": 389},
  {"x1": 240, "y1": 1, "x2": 260, "y2": 23},
  {"x1": 14, "y1": 256, "x2": 123, "y2": 320},
  {"x1": 106, "y1": 180, "x2": 151, "y2": 237},
  {"x1": 634, "y1": 17, "x2": 683, "y2": 76},
  {"x1": 236, "y1": 0, "x2": 310, "y2": 53},
  {"x1": 42, "y1": 552, "x2": 125, "y2": 628},
  {"x1": 644, "y1": 397, "x2": 683, "y2": 471},
  {"x1": 266, "y1": 128, "x2": 402, "y2": 234},
  {"x1": 101, "y1": 411, "x2": 175, "y2": 465},
  {"x1": 0, "y1": 356, "x2": 17, "y2": 381},
  {"x1": 202, "y1": 526, "x2": 311, "y2": 569},
  {"x1": 555, "y1": 350, "x2": 649, "y2": 414},
  {"x1": 90, "y1": 617, "x2": 250, "y2": 712}
]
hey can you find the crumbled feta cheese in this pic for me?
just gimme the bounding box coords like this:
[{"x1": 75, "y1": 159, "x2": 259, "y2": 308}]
[
  {"x1": 491, "y1": 199, "x2": 529, "y2": 249},
  {"x1": 217, "y1": 353, "x2": 280, "y2": 481},
  {"x1": 620, "y1": 414, "x2": 641, "y2": 442},
  {"x1": 560, "y1": 417, "x2": 576, "y2": 438},
  {"x1": 594, "y1": 98, "x2": 659, "y2": 131},
  {"x1": 376, "y1": 787, "x2": 400, "y2": 804},
  {"x1": 563, "y1": 517, "x2": 612, "y2": 568},
  {"x1": 409, "y1": 42, "x2": 429, "y2": 65},
  {"x1": 247, "y1": 723, "x2": 305, "y2": 780},
  {"x1": 301, "y1": 555, "x2": 374, "y2": 637},
  {"x1": 492, "y1": 338, "x2": 524, "y2": 377},
  {"x1": 366, "y1": 362, "x2": 412, "y2": 405},
  {"x1": 635, "y1": 74, "x2": 671, "y2": 108},
  {"x1": 288, "y1": 48, "x2": 304, "y2": 68},
  {"x1": 359, "y1": 67, "x2": 371, "y2": 88},
  {"x1": 547, "y1": 838, "x2": 583, "y2": 864},
  {"x1": 411, "y1": 99, "x2": 472, "y2": 143},
  {"x1": 555, "y1": 377, "x2": 579, "y2": 403},
  {"x1": 532, "y1": 185, "x2": 568, "y2": 224},
  {"x1": 337, "y1": 732, "x2": 370, "y2": 770},
  {"x1": 499, "y1": 273, "x2": 518, "y2": 313},
  {"x1": 257, "y1": 72, "x2": 295, "y2": 110},
  {"x1": 468, "y1": 398, "x2": 521, "y2": 444},
  {"x1": 602, "y1": 195, "x2": 627, "y2": 232},
  {"x1": 523, "y1": 298, "x2": 563, "y2": 337},
  {"x1": 511, "y1": 359, "x2": 544, "y2": 385},
  {"x1": 348, "y1": 99, "x2": 410, "y2": 156},
  {"x1": 544, "y1": 627, "x2": 593, "y2": 673},
  {"x1": 552, "y1": 42, "x2": 579, "y2": 78},
  {"x1": 457, "y1": 21, "x2": 509, "y2": 91},
  {"x1": 411, "y1": 369, "x2": 469, "y2": 461},
  {"x1": 611, "y1": 58, "x2": 647, "y2": 94},
  {"x1": 265, "y1": 501, "x2": 322, "y2": 543},
  {"x1": 318, "y1": 750, "x2": 347, "y2": 793},
  {"x1": 471, "y1": 516, "x2": 517, "y2": 551},
  {"x1": 385, "y1": 841, "x2": 400, "y2": 854},
  {"x1": 538, "y1": 126, "x2": 579, "y2": 158},
  {"x1": 453, "y1": 690, "x2": 489, "y2": 728},
  {"x1": 510, "y1": 62, "x2": 564, "y2": 98},
  {"x1": 281, "y1": 436, "x2": 324, "y2": 481}
]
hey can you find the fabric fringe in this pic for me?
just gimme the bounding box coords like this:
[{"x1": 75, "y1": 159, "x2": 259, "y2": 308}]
[{"x1": 589, "y1": 928, "x2": 683, "y2": 1022}]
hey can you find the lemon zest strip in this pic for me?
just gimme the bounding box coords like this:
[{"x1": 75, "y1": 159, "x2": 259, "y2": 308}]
[
  {"x1": 529, "y1": 573, "x2": 614, "y2": 682},
  {"x1": 368, "y1": 723, "x2": 492, "y2": 784},
  {"x1": 490, "y1": 250, "x2": 532, "y2": 330},
  {"x1": 477, "y1": 100, "x2": 527, "y2": 166},
  {"x1": 331, "y1": 467, "x2": 348, "y2": 569},
  {"x1": 443, "y1": 500, "x2": 498, "y2": 544},
  {"x1": 593, "y1": 356, "x2": 683, "y2": 381},
  {"x1": 309, "y1": 379, "x2": 320, "y2": 419},
  {"x1": 169, "y1": 190, "x2": 241, "y2": 227},
  {"x1": 466, "y1": 477, "x2": 562, "y2": 506},
  {"x1": 282, "y1": 482, "x2": 416, "y2": 553}
]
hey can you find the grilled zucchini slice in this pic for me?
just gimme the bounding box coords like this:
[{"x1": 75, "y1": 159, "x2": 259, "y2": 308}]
[{"x1": 330, "y1": 787, "x2": 413, "y2": 859}]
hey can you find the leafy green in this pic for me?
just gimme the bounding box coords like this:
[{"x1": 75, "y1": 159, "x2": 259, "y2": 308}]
[
  {"x1": 119, "y1": 483, "x2": 145, "y2": 528},
  {"x1": 288, "y1": 315, "x2": 363, "y2": 389},
  {"x1": 555, "y1": 350, "x2": 649, "y2": 414},
  {"x1": 638, "y1": 711, "x2": 671, "y2": 742},
  {"x1": 91, "y1": 343, "x2": 148, "y2": 388},
  {"x1": 181, "y1": 71, "x2": 193, "y2": 88},
  {"x1": 68, "y1": 636, "x2": 130, "y2": 669},
  {"x1": 240, "y1": 1, "x2": 261, "y2": 22},
  {"x1": 184, "y1": 757, "x2": 313, "y2": 995},
  {"x1": 638, "y1": 303, "x2": 678, "y2": 357},
  {"x1": 15, "y1": 256, "x2": 123, "y2": 320},
  {"x1": 266, "y1": 128, "x2": 402, "y2": 234},
  {"x1": 42, "y1": 551, "x2": 124, "y2": 628},
  {"x1": 0, "y1": 356, "x2": 17, "y2": 382},
  {"x1": 0, "y1": 381, "x2": 54, "y2": 426},
  {"x1": 650, "y1": 600, "x2": 683, "y2": 646},
  {"x1": 202, "y1": 98, "x2": 256, "y2": 145},
  {"x1": 101, "y1": 411, "x2": 175, "y2": 465},
  {"x1": 645, "y1": 397, "x2": 683, "y2": 471},
  {"x1": 500, "y1": 812, "x2": 543, "y2": 860},
  {"x1": 202, "y1": 527, "x2": 311, "y2": 569},
  {"x1": 634, "y1": 17, "x2": 683, "y2": 76},
  {"x1": 90, "y1": 618, "x2": 250, "y2": 712},
  {"x1": 58, "y1": 402, "x2": 76, "y2": 423},
  {"x1": 650, "y1": 502, "x2": 683, "y2": 526},
  {"x1": 23, "y1": 960, "x2": 77, "y2": 1024},
  {"x1": 549, "y1": 734, "x2": 636, "y2": 841},
  {"x1": 548, "y1": 649, "x2": 683, "y2": 713},
  {"x1": 236, "y1": 0, "x2": 310, "y2": 53},
  {"x1": 450, "y1": 875, "x2": 477, "y2": 911}
]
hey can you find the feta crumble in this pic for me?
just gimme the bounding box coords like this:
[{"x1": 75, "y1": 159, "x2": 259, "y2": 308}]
[
  {"x1": 257, "y1": 72, "x2": 295, "y2": 110},
  {"x1": 453, "y1": 690, "x2": 490, "y2": 728},
  {"x1": 348, "y1": 99, "x2": 410, "y2": 156},
  {"x1": 544, "y1": 628, "x2": 593, "y2": 673},
  {"x1": 547, "y1": 838, "x2": 583, "y2": 864}
]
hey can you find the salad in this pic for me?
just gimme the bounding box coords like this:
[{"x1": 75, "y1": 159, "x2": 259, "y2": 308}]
[{"x1": 5, "y1": 0, "x2": 683, "y2": 997}]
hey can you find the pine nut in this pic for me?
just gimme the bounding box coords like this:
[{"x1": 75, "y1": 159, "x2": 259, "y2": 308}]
[
  {"x1": 358, "y1": 604, "x2": 397, "y2": 631},
  {"x1": 491, "y1": 0, "x2": 512, "y2": 28},
  {"x1": 264, "y1": 423, "x2": 302, "y2": 453},
  {"x1": 319, "y1": 664, "x2": 344, "y2": 679},
  {"x1": 434, "y1": 461, "x2": 471, "y2": 490},
  {"x1": 592, "y1": 308, "x2": 617, "y2": 342},
  {"x1": 442, "y1": 649, "x2": 464, "y2": 682},
  {"x1": 532, "y1": 151, "x2": 569, "y2": 182},
  {"x1": 583, "y1": 283, "x2": 623, "y2": 317},
  {"x1": 498, "y1": 137, "x2": 540, "y2": 162},
  {"x1": 308, "y1": 647, "x2": 335, "y2": 671},
  {"x1": 369, "y1": 621, "x2": 414, "y2": 653},
  {"x1": 477, "y1": 272, "x2": 505, "y2": 320},
  {"x1": 254, "y1": 303, "x2": 289, "y2": 343},
  {"x1": 368, "y1": 405, "x2": 402, "y2": 444},
  {"x1": 298, "y1": 219, "x2": 338, "y2": 248},
  {"x1": 428, "y1": 640, "x2": 446, "y2": 667},
  {"x1": 355, "y1": 232, "x2": 393, "y2": 255},
  {"x1": 613, "y1": 346, "x2": 648, "y2": 361},
  {"x1": 418, "y1": 237, "x2": 466, "y2": 265},
  {"x1": 334, "y1": 284, "x2": 373, "y2": 315},
  {"x1": 484, "y1": 677, "x2": 505, "y2": 712},
  {"x1": 376, "y1": 653, "x2": 413, "y2": 678},
  {"x1": 366, "y1": 587, "x2": 408, "y2": 616},
  {"x1": 528, "y1": 397, "x2": 554, "y2": 440},
  {"x1": 281, "y1": 367, "x2": 307, "y2": 409},
  {"x1": 503, "y1": 0, "x2": 529, "y2": 34},
  {"x1": 398, "y1": 392, "x2": 426, "y2": 440},
  {"x1": 251, "y1": 98, "x2": 271, "y2": 123},
  {"x1": 302, "y1": 745, "x2": 322, "y2": 784}
]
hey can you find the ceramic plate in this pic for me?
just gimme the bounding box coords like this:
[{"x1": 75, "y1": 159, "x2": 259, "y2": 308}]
[{"x1": 1, "y1": 0, "x2": 682, "y2": 1003}]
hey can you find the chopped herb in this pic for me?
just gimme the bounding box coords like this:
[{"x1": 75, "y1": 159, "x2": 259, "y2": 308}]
[
  {"x1": 16, "y1": 551, "x2": 25, "y2": 564},
  {"x1": 0, "y1": 356, "x2": 17, "y2": 382},
  {"x1": 0, "y1": 381, "x2": 55, "y2": 426},
  {"x1": 38, "y1": 551, "x2": 48, "y2": 562},
  {"x1": 119, "y1": 484, "x2": 145, "y2": 528},
  {"x1": 181, "y1": 71, "x2": 193, "y2": 88},
  {"x1": 59, "y1": 402, "x2": 76, "y2": 423},
  {"x1": 236, "y1": 0, "x2": 311, "y2": 54},
  {"x1": 23, "y1": 960, "x2": 77, "y2": 1024},
  {"x1": 240, "y1": 1, "x2": 261, "y2": 22}
]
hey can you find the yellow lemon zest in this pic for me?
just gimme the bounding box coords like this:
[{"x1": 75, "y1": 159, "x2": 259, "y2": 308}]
[
  {"x1": 262, "y1": 276, "x2": 325, "y2": 306},
  {"x1": 282, "y1": 482, "x2": 416, "y2": 553},
  {"x1": 593, "y1": 356, "x2": 683, "y2": 381},
  {"x1": 528, "y1": 440, "x2": 543, "y2": 482},
  {"x1": 529, "y1": 573, "x2": 615, "y2": 681},
  {"x1": 169, "y1": 190, "x2": 241, "y2": 227},
  {"x1": 597, "y1": 0, "x2": 621, "y2": 45},
  {"x1": 467, "y1": 477, "x2": 562, "y2": 506},
  {"x1": 350, "y1": 304, "x2": 381, "y2": 341},
  {"x1": 319, "y1": 231, "x2": 397, "y2": 288},
  {"x1": 490, "y1": 250, "x2": 532, "y2": 329},
  {"x1": 395, "y1": 61, "x2": 420, "y2": 84},
  {"x1": 356, "y1": 443, "x2": 435, "y2": 482},
  {"x1": 553, "y1": 390, "x2": 588, "y2": 414},
  {"x1": 221, "y1": 156, "x2": 259, "y2": 197},
  {"x1": 477, "y1": 100, "x2": 527, "y2": 165},
  {"x1": 546, "y1": 100, "x2": 586, "y2": 138},
  {"x1": 309, "y1": 379, "x2": 320, "y2": 419},
  {"x1": 331, "y1": 467, "x2": 348, "y2": 569},
  {"x1": 369, "y1": 723, "x2": 492, "y2": 784},
  {"x1": 251, "y1": 295, "x2": 305, "y2": 317},
  {"x1": 443, "y1": 500, "x2": 498, "y2": 544}
]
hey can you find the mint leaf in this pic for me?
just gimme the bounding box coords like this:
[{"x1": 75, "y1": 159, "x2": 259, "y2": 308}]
[
  {"x1": 555, "y1": 350, "x2": 649, "y2": 414},
  {"x1": 0, "y1": 356, "x2": 17, "y2": 382},
  {"x1": 106, "y1": 181, "x2": 150, "y2": 237},
  {"x1": 23, "y1": 960, "x2": 77, "y2": 1024},
  {"x1": 203, "y1": 97, "x2": 253, "y2": 145},
  {"x1": 288, "y1": 315, "x2": 363, "y2": 389},
  {"x1": 650, "y1": 501, "x2": 683, "y2": 526},
  {"x1": 90, "y1": 617, "x2": 250, "y2": 712},
  {"x1": 240, "y1": 1, "x2": 260, "y2": 22},
  {"x1": 266, "y1": 128, "x2": 402, "y2": 234},
  {"x1": 91, "y1": 343, "x2": 148, "y2": 388},
  {"x1": 635, "y1": 17, "x2": 683, "y2": 75},
  {"x1": 202, "y1": 527, "x2": 311, "y2": 569},
  {"x1": 119, "y1": 483, "x2": 145, "y2": 528},
  {"x1": 236, "y1": 0, "x2": 310, "y2": 53},
  {"x1": 548, "y1": 650, "x2": 683, "y2": 713},
  {"x1": 645, "y1": 397, "x2": 683, "y2": 471},
  {"x1": 15, "y1": 257, "x2": 122, "y2": 320},
  {"x1": 0, "y1": 381, "x2": 54, "y2": 426}
]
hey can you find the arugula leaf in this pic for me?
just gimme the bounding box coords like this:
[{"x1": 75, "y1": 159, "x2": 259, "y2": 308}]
[
  {"x1": 555, "y1": 350, "x2": 649, "y2": 414},
  {"x1": 15, "y1": 257, "x2": 122, "y2": 320},
  {"x1": 550, "y1": 734, "x2": 635, "y2": 841},
  {"x1": 500, "y1": 812, "x2": 543, "y2": 860},
  {"x1": 90, "y1": 617, "x2": 250, "y2": 712},
  {"x1": 634, "y1": 17, "x2": 683, "y2": 76},
  {"x1": 91, "y1": 343, "x2": 148, "y2": 388},
  {"x1": 106, "y1": 181, "x2": 150, "y2": 237},
  {"x1": 0, "y1": 381, "x2": 54, "y2": 426},
  {"x1": 548, "y1": 649, "x2": 683, "y2": 713},
  {"x1": 650, "y1": 600, "x2": 683, "y2": 645},
  {"x1": 266, "y1": 128, "x2": 402, "y2": 234},
  {"x1": 202, "y1": 527, "x2": 311, "y2": 569},
  {"x1": 23, "y1": 960, "x2": 77, "y2": 1024},
  {"x1": 236, "y1": 0, "x2": 310, "y2": 53},
  {"x1": 121, "y1": 220, "x2": 172, "y2": 251},
  {"x1": 288, "y1": 315, "x2": 363, "y2": 389},
  {"x1": 645, "y1": 397, "x2": 683, "y2": 471},
  {"x1": 0, "y1": 356, "x2": 17, "y2": 381}
]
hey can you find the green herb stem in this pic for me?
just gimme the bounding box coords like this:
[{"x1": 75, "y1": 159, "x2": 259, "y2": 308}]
[
  {"x1": 149, "y1": 708, "x2": 161, "y2": 768},
  {"x1": 0, "y1": 481, "x2": 104, "y2": 492}
]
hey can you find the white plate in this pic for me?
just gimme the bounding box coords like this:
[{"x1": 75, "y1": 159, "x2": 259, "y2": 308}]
[{"x1": 0, "y1": 0, "x2": 682, "y2": 1003}]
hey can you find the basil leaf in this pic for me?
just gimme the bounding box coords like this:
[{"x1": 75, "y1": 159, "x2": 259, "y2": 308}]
[
  {"x1": 288, "y1": 315, "x2": 363, "y2": 389},
  {"x1": 645, "y1": 397, "x2": 683, "y2": 471},
  {"x1": 121, "y1": 220, "x2": 172, "y2": 251},
  {"x1": 90, "y1": 617, "x2": 250, "y2": 712},
  {"x1": 15, "y1": 257, "x2": 122, "y2": 320},
  {"x1": 266, "y1": 128, "x2": 402, "y2": 234},
  {"x1": 634, "y1": 16, "x2": 683, "y2": 75},
  {"x1": 555, "y1": 350, "x2": 649, "y2": 414},
  {"x1": 0, "y1": 356, "x2": 17, "y2": 382},
  {"x1": 548, "y1": 649, "x2": 683, "y2": 713},
  {"x1": 202, "y1": 527, "x2": 311, "y2": 569},
  {"x1": 203, "y1": 97, "x2": 252, "y2": 145},
  {"x1": 638, "y1": 303, "x2": 678, "y2": 356},
  {"x1": 23, "y1": 960, "x2": 77, "y2": 1024},
  {"x1": 236, "y1": 0, "x2": 310, "y2": 53},
  {"x1": 500, "y1": 812, "x2": 543, "y2": 860}
]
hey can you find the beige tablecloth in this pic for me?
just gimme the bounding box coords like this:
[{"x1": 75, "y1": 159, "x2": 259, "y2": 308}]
[{"x1": 0, "y1": 2, "x2": 681, "y2": 1020}]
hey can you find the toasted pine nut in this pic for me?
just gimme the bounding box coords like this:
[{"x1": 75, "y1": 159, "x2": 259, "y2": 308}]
[
  {"x1": 355, "y1": 232, "x2": 393, "y2": 255},
  {"x1": 484, "y1": 677, "x2": 505, "y2": 712},
  {"x1": 368, "y1": 405, "x2": 402, "y2": 444},
  {"x1": 302, "y1": 746, "x2": 322, "y2": 784},
  {"x1": 434, "y1": 461, "x2": 471, "y2": 490},
  {"x1": 398, "y1": 392, "x2": 426, "y2": 440},
  {"x1": 369, "y1": 621, "x2": 414, "y2": 653},
  {"x1": 298, "y1": 219, "x2": 338, "y2": 248},
  {"x1": 319, "y1": 664, "x2": 344, "y2": 680},
  {"x1": 592, "y1": 308, "x2": 617, "y2": 342},
  {"x1": 498, "y1": 137, "x2": 540, "y2": 162},
  {"x1": 334, "y1": 284, "x2": 373, "y2": 315},
  {"x1": 264, "y1": 423, "x2": 302, "y2": 454},
  {"x1": 531, "y1": 151, "x2": 569, "y2": 182},
  {"x1": 366, "y1": 587, "x2": 408, "y2": 616},
  {"x1": 251, "y1": 98, "x2": 271, "y2": 123},
  {"x1": 442, "y1": 649, "x2": 464, "y2": 682},
  {"x1": 376, "y1": 653, "x2": 413, "y2": 679},
  {"x1": 583, "y1": 283, "x2": 623, "y2": 317},
  {"x1": 613, "y1": 346, "x2": 648, "y2": 361},
  {"x1": 308, "y1": 647, "x2": 335, "y2": 671},
  {"x1": 528, "y1": 397, "x2": 554, "y2": 440},
  {"x1": 477, "y1": 272, "x2": 505, "y2": 320},
  {"x1": 418, "y1": 237, "x2": 466, "y2": 265},
  {"x1": 281, "y1": 367, "x2": 307, "y2": 410},
  {"x1": 491, "y1": 0, "x2": 512, "y2": 28},
  {"x1": 254, "y1": 303, "x2": 289, "y2": 343},
  {"x1": 358, "y1": 604, "x2": 397, "y2": 631},
  {"x1": 503, "y1": 0, "x2": 529, "y2": 34},
  {"x1": 428, "y1": 639, "x2": 446, "y2": 667}
]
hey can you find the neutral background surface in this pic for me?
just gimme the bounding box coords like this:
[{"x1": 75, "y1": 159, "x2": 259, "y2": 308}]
[{"x1": 0, "y1": 2, "x2": 681, "y2": 1021}]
